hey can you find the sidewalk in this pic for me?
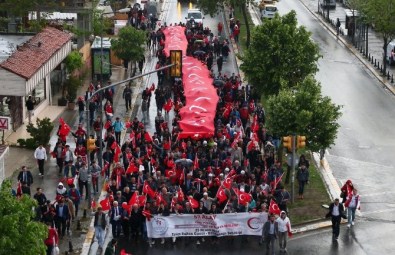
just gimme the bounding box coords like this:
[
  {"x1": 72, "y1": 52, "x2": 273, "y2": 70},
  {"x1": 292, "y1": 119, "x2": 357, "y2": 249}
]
[{"x1": 299, "y1": 0, "x2": 395, "y2": 92}]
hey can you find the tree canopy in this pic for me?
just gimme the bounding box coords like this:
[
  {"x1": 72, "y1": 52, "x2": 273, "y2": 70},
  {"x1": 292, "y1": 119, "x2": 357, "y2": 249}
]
[
  {"x1": 0, "y1": 180, "x2": 47, "y2": 255},
  {"x1": 266, "y1": 76, "x2": 342, "y2": 152},
  {"x1": 111, "y1": 26, "x2": 146, "y2": 62},
  {"x1": 362, "y1": 0, "x2": 395, "y2": 73},
  {"x1": 240, "y1": 11, "x2": 321, "y2": 96}
]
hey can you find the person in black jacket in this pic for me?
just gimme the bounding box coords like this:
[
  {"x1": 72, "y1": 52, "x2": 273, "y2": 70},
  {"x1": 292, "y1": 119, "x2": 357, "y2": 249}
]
[
  {"x1": 25, "y1": 95, "x2": 35, "y2": 123},
  {"x1": 17, "y1": 166, "x2": 33, "y2": 187},
  {"x1": 326, "y1": 198, "x2": 346, "y2": 240}
]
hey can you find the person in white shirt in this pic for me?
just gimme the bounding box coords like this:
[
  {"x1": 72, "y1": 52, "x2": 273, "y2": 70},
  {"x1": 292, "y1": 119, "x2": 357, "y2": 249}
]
[
  {"x1": 276, "y1": 211, "x2": 292, "y2": 253},
  {"x1": 345, "y1": 188, "x2": 361, "y2": 227},
  {"x1": 34, "y1": 145, "x2": 47, "y2": 177}
]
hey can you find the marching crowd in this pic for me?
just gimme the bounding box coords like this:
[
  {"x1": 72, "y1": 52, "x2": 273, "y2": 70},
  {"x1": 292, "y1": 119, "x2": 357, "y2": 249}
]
[{"x1": 12, "y1": 4, "x2": 360, "y2": 255}]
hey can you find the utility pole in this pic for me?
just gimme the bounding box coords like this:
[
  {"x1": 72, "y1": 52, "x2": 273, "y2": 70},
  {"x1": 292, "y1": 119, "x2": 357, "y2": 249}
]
[{"x1": 291, "y1": 135, "x2": 296, "y2": 203}]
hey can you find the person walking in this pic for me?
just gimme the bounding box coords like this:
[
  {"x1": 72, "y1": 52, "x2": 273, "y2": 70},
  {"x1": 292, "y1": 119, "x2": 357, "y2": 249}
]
[
  {"x1": 55, "y1": 197, "x2": 70, "y2": 237},
  {"x1": 112, "y1": 117, "x2": 125, "y2": 145},
  {"x1": 78, "y1": 162, "x2": 91, "y2": 200},
  {"x1": 123, "y1": 84, "x2": 133, "y2": 111},
  {"x1": 17, "y1": 166, "x2": 33, "y2": 187},
  {"x1": 345, "y1": 188, "x2": 361, "y2": 228},
  {"x1": 326, "y1": 198, "x2": 346, "y2": 241},
  {"x1": 217, "y1": 55, "x2": 223, "y2": 73},
  {"x1": 336, "y1": 18, "x2": 341, "y2": 36},
  {"x1": 25, "y1": 95, "x2": 35, "y2": 124},
  {"x1": 296, "y1": 163, "x2": 309, "y2": 199},
  {"x1": 110, "y1": 201, "x2": 123, "y2": 238},
  {"x1": 262, "y1": 214, "x2": 279, "y2": 255},
  {"x1": 94, "y1": 206, "x2": 107, "y2": 251},
  {"x1": 276, "y1": 211, "x2": 291, "y2": 253},
  {"x1": 68, "y1": 184, "x2": 81, "y2": 217},
  {"x1": 34, "y1": 144, "x2": 47, "y2": 177},
  {"x1": 44, "y1": 221, "x2": 59, "y2": 255}
]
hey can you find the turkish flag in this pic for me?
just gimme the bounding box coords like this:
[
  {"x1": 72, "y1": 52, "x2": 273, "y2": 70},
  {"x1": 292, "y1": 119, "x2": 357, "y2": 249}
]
[
  {"x1": 188, "y1": 196, "x2": 199, "y2": 209},
  {"x1": 238, "y1": 191, "x2": 252, "y2": 206},
  {"x1": 193, "y1": 153, "x2": 199, "y2": 170},
  {"x1": 104, "y1": 120, "x2": 111, "y2": 130},
  {"x1": 177, "y1": 188, "x2": 185, "y2": 202},
  {"x1": 59, "y1": 117, "x2": 71, "y2": 136},
  {"x1": 142, "y1": 209, "x2": 153, "y2": 221},
  {"x1": 99, "y1": 198, "x2": 111, "y2": 211},
  {"x1": 129, "y1": 191, "x2": 138, "y2": 206},
  {"x1": 143, "y1": 181, "x2": 156, "y2": 199},
  {"x1": 155, "y1": 192, "x2": 167, "y2": 206},
  {"x1": 138, "y1": 194, "x2": 147, "y2": 207},
  {"x1": 170, "y1": 196, "x2": 178, "y2": 208},
  {"x1": 111, "y1": 142, "x2": 122, "y2": 162},
  {"x1": 269, "y1": 199, "x2": 281, "y2": 215},
  {"x1": 216, "y1": 186, "x2": 228, "y2": 204},
  {"x1": 223, "y1": 176, "x2": 234, "y2": 189},
  {"x1": 165, "y1": 169, "x2": 175, "y2": 178},
  {"x1": 163, "y1": 98, "x2": 173, "y2": 112},
  {"x1": 126, "y1": 163, "x2": 138, "y2": 174},
  {"x1": 228, "y1": 169, "x2": 237, "y2": 177}
]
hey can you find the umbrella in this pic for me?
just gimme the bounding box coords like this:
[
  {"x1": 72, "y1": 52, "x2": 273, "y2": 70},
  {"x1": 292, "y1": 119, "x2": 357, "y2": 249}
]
[
  {"x1": 213, "y1": 79, "x2": 225, "y2": 87},
  {"x1": 175, "y1": 158, "x2": 193, "y2": 165},
  {"x1": 193, "y1": 50, "x2": 206, "y2": 56}
]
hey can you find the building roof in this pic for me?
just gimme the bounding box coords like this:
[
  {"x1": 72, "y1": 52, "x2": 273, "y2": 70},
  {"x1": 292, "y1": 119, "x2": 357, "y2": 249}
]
[
  {"x1": 0, "y1": 35, "x2": 33, "y2": 63},
  {"x1": 0, "y1": 27, "x2": 72, "y2": 80}
]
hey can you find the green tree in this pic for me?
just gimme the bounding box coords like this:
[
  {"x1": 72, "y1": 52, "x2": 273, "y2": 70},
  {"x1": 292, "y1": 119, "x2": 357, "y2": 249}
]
[
  {"x1": 240, "y1": 11, "x2": 321, "y2": 96},
  {"x1": 197, "y1": 0, "x2": 252, "y2": 47},
  {"x1": 363, "y1": 0, "x2": 395, "y2": 74},
  {"x1": 92, "y1": 9, "x2": 113, "y2": 36},
  {"x1": 0, "y1": 180, "x2": 48, "y2": 255},
  {"x1": 266, "y1": 76, "x2": 342, "y2": 152},
  {"x1": 111, "y1": 26, "x2": 146, "y2": 69}
]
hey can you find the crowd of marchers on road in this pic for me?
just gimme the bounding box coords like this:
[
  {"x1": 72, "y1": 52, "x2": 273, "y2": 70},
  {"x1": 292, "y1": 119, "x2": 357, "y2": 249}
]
[{"x1": 11, "y1": 3, "x2": 359, "y2": 255}]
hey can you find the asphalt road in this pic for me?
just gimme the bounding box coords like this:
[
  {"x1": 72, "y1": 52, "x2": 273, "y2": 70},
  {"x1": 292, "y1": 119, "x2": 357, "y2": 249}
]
[{"x1": 118, "y1": 0, "x2": 395, "y2": 254}]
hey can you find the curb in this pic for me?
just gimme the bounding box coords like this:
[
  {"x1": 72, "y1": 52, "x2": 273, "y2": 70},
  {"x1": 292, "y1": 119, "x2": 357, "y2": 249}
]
[{"x1": 298, "y1": 0, "x2": 395, "y2": 96}]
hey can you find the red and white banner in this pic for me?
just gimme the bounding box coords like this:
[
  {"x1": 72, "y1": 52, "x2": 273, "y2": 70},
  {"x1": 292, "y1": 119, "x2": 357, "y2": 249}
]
[{"x1": 146, "y1": 212, "x2": 268, "y2": 238}]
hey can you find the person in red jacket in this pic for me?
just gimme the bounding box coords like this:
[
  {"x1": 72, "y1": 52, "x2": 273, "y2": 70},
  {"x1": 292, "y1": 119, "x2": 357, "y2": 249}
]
[
  {"x1": 340, "y1": 179, "x2": 353, "y2": 203},
  {"x1": 44, "y1": 221, "x2": 59, "y2": 255}
]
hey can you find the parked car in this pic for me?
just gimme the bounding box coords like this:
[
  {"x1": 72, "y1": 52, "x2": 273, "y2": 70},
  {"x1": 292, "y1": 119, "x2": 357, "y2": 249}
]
[{"x1": 261, "y1": 5, "x2": 278, "y2": 19}]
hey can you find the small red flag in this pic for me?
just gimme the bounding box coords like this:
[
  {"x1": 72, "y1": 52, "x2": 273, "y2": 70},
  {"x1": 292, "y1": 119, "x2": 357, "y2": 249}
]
[
  {"x1": 142, "y1": 209, "x2": 152, "y2": 221},
  {"x1": 126, "y1": 163, "x2": 138, "y2": 174},
  {"x1": 144, "y1": 132, "x2": 152, "y2": 143},
  {"x1": 16, "y1": 181, "x2": 22, "y2": 197},
  {"x1": 223, "y1": 176, "x2": 234, "y2": 189},
  {"x1": 120, "y1": 249, "x2": 132, "y2": 255},
  {"x1": 177, "y1": 188, "x2": 185, "y2": 202},
  {"x1": 143, "y1": 181, "x2": 156, "y2": 199},
  {"x1": 99, "y1": 197, "x2": 111, "y2": 211},
  {"x1": 138, "y1": 194, "x2": 146, "y2": 207},
  {"x1": 129, "y1": 191, "x2": 138, "y2": 206},
  {"x1": 188, "y1": 196, "x2": 199, "y2": 209},
  {"x1": 216, "y1": 186, "x2": 228, "y2": 204},
  {"x1": 269, "y1": 199, "x2": 281, "y2": 215},
  {"x1": 101, "y1": 161, "x2": 110, "y2": 177}
]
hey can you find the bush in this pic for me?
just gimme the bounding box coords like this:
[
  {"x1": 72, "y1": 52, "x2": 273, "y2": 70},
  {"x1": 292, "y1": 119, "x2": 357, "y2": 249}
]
[{"x1": 25, "y1": 117, "x2": 54, "y2": 148}]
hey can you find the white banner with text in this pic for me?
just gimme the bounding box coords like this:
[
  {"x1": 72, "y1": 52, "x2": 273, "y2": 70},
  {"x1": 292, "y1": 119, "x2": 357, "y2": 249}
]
[{"x1": 146, "y1": 212, "x2": 268, "y2": 238}]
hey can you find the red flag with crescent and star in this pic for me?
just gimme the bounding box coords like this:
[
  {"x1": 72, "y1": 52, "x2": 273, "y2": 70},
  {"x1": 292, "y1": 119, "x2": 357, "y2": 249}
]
[
  {"x1": 269, "y1": 199, "x2": 281, "y2": 215},
  {"x1": 188, "y1": 196, "x2": 199, "y2": 209},
  {"x1": 216, "y1": 185, "x2": 228, "y2": 204},
  {"x1": 223, "y1": 175, "x2": 234, "y2": 189},
  {"x1": 143, "y1": 181, "x2": 156, "y2": 199},
  {"x1": 99, "y1": 197, "x2": 111, "y2": 211}
]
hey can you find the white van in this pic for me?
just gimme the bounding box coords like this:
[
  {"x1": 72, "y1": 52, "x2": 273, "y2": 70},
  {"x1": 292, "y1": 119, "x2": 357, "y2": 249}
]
[
  {"x1": 186, "y1": 9, "x2": 204, "y2": 25},
  {"x1": 261, "y1": 4, "x2": 278, "y2": 19},
  {"x1": 386, "y1": 41, "x2": 395, "y2": 65}
]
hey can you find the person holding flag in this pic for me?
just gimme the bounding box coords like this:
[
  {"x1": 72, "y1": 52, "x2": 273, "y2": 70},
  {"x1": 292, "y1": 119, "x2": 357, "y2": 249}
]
[{"x1": 276, "y1": 211, "x2": 292, "y2": 253}]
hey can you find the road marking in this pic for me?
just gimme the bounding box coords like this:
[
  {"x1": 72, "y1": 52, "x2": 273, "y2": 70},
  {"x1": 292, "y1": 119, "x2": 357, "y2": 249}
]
[{"x1": 359, "y1": 207, "x2": 395, "y2": 216}]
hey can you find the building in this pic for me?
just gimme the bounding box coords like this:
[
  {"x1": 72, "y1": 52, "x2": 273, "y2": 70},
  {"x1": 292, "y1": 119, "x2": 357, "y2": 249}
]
[{"x1": 0, "y1": 26, "x2": 72, "y2": 130}]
